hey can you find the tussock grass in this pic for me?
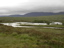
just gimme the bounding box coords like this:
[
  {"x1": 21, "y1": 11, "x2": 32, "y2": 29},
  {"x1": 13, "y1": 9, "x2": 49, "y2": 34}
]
[{"x1": 0, "y1": 24, "x2": 64, "y2": 48}]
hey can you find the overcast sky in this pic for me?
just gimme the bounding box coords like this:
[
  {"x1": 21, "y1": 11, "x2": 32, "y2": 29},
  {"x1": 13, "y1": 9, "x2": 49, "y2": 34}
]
[{"x1": 0, "y1": 0, "x2": 64, "y2": 16}]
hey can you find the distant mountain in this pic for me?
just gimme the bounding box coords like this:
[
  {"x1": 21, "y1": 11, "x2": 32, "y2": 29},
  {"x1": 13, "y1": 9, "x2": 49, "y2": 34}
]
[
  {"x1": 1, "y1": 12, "x2": 64, "y2": 17},
  {"x1": 23, "y1": 12, "x2": 64, "y2": 17}
]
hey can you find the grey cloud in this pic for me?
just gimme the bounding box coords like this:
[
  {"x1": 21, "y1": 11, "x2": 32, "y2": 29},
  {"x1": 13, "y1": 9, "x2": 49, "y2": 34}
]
[{"x1": 0, "y1": 0, "x2": 64, "y2": 15}]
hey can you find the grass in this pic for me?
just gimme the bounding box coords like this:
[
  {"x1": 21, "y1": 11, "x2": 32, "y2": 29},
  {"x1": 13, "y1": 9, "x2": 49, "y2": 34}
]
[
  {"x1": 0, "y1": 15, "x2": 64, "y2": 48},
  {"x1": 20, "y1": 24, "x2": 64, "y2": 28},
  {"x1": 0, "y1": 15, "x2": 64, "y2": 23},
  {"x1": 0, "y1": 24, "x2": 64, "y2": 48}
]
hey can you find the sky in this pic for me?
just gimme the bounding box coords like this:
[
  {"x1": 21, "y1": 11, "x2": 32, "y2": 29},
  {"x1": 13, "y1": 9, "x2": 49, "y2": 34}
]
[{"x1": 0, "y1": 0, "x2": 64, "y2": 16}]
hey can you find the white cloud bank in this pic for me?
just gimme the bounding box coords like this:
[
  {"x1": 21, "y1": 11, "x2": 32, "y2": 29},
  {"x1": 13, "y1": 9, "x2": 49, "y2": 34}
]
[{"x1": 0, "y1": 0, "x2": 64, "y2": 16}]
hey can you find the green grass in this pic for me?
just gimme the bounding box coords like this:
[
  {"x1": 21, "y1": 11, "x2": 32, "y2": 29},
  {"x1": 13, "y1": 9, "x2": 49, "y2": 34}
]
[
  {"x1": 0, "y1": 15, "x2": 64, "y2": 23},
  {"x1": 0, "y1": 24, "x2": 64, "y2": 48},
  {"x1": 0, "y1": 15, "x2": 64, "y2": 48},
  {"x1": 20, "y1": 24, "x2": 64, "y2": 28}
]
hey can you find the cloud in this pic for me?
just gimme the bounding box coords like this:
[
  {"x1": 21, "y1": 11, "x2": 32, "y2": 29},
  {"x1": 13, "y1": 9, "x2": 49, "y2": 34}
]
[{"x1": 0, "y1": 0, "x2": 64, "y2": 15}]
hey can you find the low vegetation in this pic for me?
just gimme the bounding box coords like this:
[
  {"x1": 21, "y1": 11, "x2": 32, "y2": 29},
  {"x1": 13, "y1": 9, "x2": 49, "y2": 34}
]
[
  {"x1": 0, "y1": 24, "x2": 64, "y2": 48},
  {"x1": 0, "y1": 15, "x2": 64, "y2": 23},
  {"x1": 0, "y1": 15, "x2": 64, "y2": 48},
  {"x1": 20, "y1": 24, "x2": 64, "y2": 28}
]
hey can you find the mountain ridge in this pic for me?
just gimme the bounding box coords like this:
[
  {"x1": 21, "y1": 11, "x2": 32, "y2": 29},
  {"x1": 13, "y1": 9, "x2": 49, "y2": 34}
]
[{"x1": 0, "y1": 12, "x2": 64, "y2": 17}]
